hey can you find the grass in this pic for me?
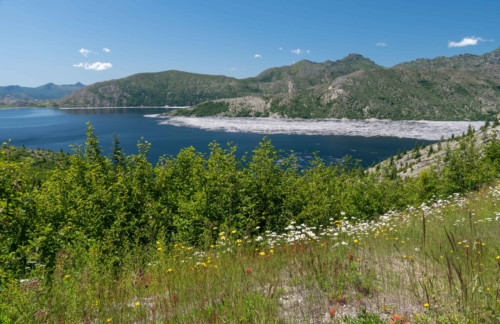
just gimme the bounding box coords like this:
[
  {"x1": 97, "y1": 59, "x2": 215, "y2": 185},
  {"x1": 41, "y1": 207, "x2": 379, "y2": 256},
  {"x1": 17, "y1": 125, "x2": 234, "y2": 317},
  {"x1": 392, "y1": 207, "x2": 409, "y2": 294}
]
[{"x1": 2, "y1": 181, "x2": 500, "y2": 323}]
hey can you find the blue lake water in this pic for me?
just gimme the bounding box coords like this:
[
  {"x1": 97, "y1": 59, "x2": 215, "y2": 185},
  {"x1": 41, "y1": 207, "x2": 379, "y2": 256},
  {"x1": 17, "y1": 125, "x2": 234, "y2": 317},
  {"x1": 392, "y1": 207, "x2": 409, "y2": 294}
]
[{"x1": 0, "y1": 108, "x2": 434, "y2": 167}]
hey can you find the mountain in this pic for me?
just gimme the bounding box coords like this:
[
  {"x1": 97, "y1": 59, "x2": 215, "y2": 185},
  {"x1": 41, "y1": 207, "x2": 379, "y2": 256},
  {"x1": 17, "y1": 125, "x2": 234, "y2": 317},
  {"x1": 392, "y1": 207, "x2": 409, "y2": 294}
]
[
  {"x1": 58, "y1": 47, "x2": 500, "y2": 120},
  {"x1": 0, "y1": 83, "x2": 85, "y2": 100},
  {"x1": 395, "y1": 46, "x2": 500, "y2": 70},
  {"x1": 177, "y1": 47, "x2": 500, "y2": 120},
  {"x1": 58, "y1": 55, "x2": 379, "y2": 107}
]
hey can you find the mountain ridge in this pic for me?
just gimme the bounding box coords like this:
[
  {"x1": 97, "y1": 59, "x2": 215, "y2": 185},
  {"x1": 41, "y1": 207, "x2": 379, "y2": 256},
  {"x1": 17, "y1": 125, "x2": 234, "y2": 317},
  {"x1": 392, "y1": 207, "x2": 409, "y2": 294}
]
[
  {"x1": 59, "y1": 48, "x2": 500, "y2": 120},
  {"x1": 0, "y1": 82, "x2": 85, "y2": 100}
]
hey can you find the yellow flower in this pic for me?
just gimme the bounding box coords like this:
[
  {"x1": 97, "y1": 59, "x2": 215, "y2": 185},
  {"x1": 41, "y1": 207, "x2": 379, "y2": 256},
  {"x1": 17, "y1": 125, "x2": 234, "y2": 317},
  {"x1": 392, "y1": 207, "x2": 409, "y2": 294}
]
[
  {"x1": 231, "y1": 230, "x2": 237, "y2": 234},
  {"x1": 354, "y1": 239, "x2": 358, "y2": 243},
  {"x1": 213, "y1": 265, "x2": 218, "y2": 268},
  {"x1": 220, "y1": 236, "x2": 226, "y2": 240},
  {"x1": 259, "y1": 251, "x2": 265, "y2": 256},
  {"x1": 218, "y1": 232, "x2": 224, "y2": 236},
  {"x1": 135, "y1": 301, "x2": 140, "y2": 307},
  {"x1": 458, "y1": 242, "x2": 462, "y2": 245},
  {"x1": 403, "y1": 255, "x2": 407, "y2": 259},
  {"x1": 106, "y1": 318, "x2": 112, "y2": 323},
  {"x1": 167, "y1": 268, "x2": 173, "y2": 272},
  {"x1": 201, "y1": 262, "x2": 207, "y2": 267},
  {"x1": 496, "y1": 256, "x2": 500, "y2": 260},
  {"x1": 213, "y1": 227, "x2": 218, "y2": 230},
  {"x1": 236, "y1": 239, "x2": 242, "y2": 243},
  {"x1": 156, "y1": 241, "x2": 160, "y2": 245},
  {"x1": 157, "y1": 247, "x2": 162, "y2": 251},
  {"x1": 423, "y1": 302, "x2": 429, "y2": 307},
  {"x1": 64, "y1": 274, "x2": 70, "y2": 279},
  {"x1": 270, "y1": 249, "x2": 274, "y2": 254}
]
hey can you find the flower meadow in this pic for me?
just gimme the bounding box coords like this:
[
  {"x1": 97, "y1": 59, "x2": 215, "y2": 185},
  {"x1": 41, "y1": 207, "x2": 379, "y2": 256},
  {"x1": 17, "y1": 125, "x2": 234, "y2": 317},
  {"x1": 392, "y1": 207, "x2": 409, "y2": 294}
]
[{"x1": 2, "y1": 123, "x2": 500, "y2": 323}]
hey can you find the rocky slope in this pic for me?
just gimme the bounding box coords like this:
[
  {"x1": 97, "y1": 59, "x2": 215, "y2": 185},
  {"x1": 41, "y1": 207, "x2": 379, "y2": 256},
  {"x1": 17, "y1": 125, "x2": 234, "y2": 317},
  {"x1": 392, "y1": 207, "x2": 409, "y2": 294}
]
[{"x1": 371, "y1": 121, "x2": 500, "y2": 179}]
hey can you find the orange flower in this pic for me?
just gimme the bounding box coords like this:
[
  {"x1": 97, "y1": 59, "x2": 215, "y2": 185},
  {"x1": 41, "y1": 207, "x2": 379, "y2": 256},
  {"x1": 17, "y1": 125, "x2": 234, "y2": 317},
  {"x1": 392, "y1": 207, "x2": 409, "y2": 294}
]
[
  {"x1": 348, "y1": 253, "x2": 354, "y2": 261},
  {"x1": 246, "y1": 268, "x2": 252, "y2": 274},
  {"x1": 329, "y1": 307, "x2": 336, "y2": 317},
  {"x1": 392, "y1": 314, "x2": 402, "y2": 321}
]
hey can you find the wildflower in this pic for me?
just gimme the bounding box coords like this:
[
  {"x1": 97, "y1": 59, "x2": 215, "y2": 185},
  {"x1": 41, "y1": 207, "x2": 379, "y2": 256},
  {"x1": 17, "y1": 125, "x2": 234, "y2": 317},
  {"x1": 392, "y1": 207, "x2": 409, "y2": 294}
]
[
  {"x1": 348, "y1": 253, "x2": 354, "y2": 261},
  {"x1": 213, "y1": 265, "x2": 218, "y2": 268},
  {"x1": 156, "y1": 241, "x2": 160, "y2": 245},
  {"x1": 213, "y1": 227, "x2": 218, "y2": 230},
  {"x1": 64, "y1": 275, "x2": 70, "y2": 279},
  {"x1": 135, "y1": 301, "x2": 140, "y2": 307},
  {"x1": 496, "y1": 256, "x2": 500, "y2": 260},
  {"x1": 329, "y1": 307, "x2": 336, "y2": 317},
  {"x1": 392, "y1": 314, "x2": 402, "y2": 321},
  {"x1": 106, "y1": 319, "x2": 112, "y2": 323},
  {"x1": 231, "y1": 230, "x2": 237, "y2": 234},
  {"x1": 246, "y1": 268, "x2": 252, "y2": 274},
  {"x1": 157, "y1": 247, "x2": 162, "y2": 251},
  {"x1": 259, "y1": 251, "x2": 265, "y2": 256},
  {"x1": 167, "y1": 268, "x2": 173, "y2": 273},
  {"x1": 403, "y1": 255, "x2": 407, "y2": 259},
  {"x1": 423, "y1": 302, "x2": 429, "y2": 308}
]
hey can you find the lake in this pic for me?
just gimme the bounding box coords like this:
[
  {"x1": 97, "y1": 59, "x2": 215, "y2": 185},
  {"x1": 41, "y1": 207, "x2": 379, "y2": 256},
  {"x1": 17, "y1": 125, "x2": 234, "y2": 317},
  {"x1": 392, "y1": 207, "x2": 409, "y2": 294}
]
[{"x1": 0, "y1": 108, "x2": 483, "y2": 167}]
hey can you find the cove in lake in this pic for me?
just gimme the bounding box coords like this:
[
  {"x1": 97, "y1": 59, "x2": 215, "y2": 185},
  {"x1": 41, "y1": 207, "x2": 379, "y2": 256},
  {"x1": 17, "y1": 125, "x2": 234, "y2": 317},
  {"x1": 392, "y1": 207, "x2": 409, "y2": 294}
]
[{"x1": 1, "y1": 107, "x2": 478, "y2": 167}]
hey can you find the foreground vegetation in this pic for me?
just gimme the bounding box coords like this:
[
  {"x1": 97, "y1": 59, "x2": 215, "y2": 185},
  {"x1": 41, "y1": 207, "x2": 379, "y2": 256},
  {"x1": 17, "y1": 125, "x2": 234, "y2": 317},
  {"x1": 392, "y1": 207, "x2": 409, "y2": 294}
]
[{"x1": 2, "y1": 123, "x2": 500, "y2": 322}]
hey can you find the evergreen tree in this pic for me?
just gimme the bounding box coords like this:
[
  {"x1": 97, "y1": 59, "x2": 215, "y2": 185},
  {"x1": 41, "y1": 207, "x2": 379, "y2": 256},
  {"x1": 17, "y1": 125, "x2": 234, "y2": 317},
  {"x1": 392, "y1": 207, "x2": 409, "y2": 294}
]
[
  {"x1": 493, "y1": 117, "x2": 499, "y2": 127},
  {"x1": 427, "y1": 145, "x2": 434, "y2": 157},
  {"x1": 111, "y1": 133, "x2": 125, "y2": 168}
]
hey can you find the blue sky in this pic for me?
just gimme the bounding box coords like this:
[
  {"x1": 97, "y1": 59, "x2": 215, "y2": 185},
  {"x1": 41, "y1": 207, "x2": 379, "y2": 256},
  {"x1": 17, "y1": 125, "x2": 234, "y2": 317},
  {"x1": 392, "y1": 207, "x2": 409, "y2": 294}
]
[{"x1": 0, "y1": 0, "x2": 498, "y2": 87}]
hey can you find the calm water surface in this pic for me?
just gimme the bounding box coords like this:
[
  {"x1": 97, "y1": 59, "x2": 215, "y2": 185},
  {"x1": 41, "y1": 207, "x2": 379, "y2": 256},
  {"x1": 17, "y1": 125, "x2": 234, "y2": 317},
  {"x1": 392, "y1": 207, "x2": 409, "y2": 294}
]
[{"x1": 0, "y1": 108, "x2": 430, "y2": 166}]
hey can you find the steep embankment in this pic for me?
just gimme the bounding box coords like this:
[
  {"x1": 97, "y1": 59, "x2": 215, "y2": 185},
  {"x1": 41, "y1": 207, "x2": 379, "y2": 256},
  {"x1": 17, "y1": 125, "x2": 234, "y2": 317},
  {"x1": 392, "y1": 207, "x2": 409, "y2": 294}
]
[{"x1": 371, "y1": 121, "x2": 500, "y2": 178}]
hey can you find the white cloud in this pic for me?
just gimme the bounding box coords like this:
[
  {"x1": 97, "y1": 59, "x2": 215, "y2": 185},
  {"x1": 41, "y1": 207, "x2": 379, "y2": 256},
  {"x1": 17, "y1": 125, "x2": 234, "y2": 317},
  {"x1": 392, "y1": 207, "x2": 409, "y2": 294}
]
[
  {"x1": 448, "y1": 36, "x2": 486, "y2": 48},
  {"x1": 291, "y1": 49, "x2": 302, "y2": 55},
  {"x1": 254, "y1": 54, "x2": 262, "y2": 58},
  {"x1": 231, "y1": 67, "x2": 237, "y2": 71},
  {"x1": 78, "y1": 48, "x2": 92, "y2": 57},
  {"x1": 306, "y1": 50, "x2": 310, "y2": 54},
  {"x1": 73, "y1": 62, "x2": 113, "y2": 71},
  {"x1": 103, "y1": 48, "x2": 111, "y2": 53},
  {"x1": 376, "y1": 42, "x2": 387, "y2": 47}
]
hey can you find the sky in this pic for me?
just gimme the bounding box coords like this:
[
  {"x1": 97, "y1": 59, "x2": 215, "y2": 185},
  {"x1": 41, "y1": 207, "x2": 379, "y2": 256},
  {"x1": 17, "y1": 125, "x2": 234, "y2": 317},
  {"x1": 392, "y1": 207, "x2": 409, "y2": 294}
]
[{"x1": 0, "y1": 0, "x2": 499, "y2": 87}]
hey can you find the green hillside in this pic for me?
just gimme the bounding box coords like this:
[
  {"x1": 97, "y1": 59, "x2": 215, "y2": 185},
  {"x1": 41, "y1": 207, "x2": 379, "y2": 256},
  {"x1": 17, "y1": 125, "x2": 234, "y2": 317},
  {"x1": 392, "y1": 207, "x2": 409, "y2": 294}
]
[
  {"x1": 3, "y1": 124, "x2": 500, "y2": 322},
  {"x1": 58, "y1": 47, "x2": 500, "y2": 120},
  {"x1": 395, "y1": 46, "x2": 500, "y2": 70},
  {"x1": 58, "y1": 55, "x2": 379, "y2": 107},
  {"x1": 180, "y1": 47, "x2": 500, "y2": 120},
  {"x1": 0, "y1": 82, "x2": 84, "y2": 100}
]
